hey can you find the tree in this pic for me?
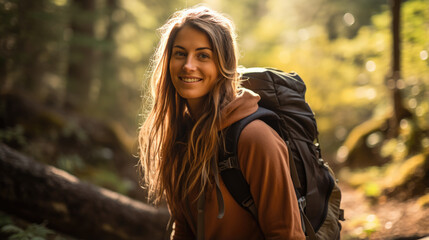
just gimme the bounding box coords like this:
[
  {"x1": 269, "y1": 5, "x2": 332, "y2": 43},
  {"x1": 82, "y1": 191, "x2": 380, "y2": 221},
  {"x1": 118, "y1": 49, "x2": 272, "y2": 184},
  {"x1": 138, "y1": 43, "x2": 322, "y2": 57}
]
[
  {"x1": 0, "y1": 0, "x2": 65, "y2": 100},
  {"x1": 97, "y1": 0, "x2": 120, "y2": 115},
  {"x1": 65, "y1": 0, "x2": 97, "y2": 110},
  {"x1": 387, "y1": 0, "x2": 411, "y2": 138}
]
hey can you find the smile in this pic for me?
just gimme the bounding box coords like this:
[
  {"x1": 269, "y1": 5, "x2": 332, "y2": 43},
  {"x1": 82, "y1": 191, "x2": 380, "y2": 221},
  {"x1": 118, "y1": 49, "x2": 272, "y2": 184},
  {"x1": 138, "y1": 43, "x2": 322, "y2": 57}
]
[{"x1": 180, "y1": 77, "x2": 202, "y2": 83}]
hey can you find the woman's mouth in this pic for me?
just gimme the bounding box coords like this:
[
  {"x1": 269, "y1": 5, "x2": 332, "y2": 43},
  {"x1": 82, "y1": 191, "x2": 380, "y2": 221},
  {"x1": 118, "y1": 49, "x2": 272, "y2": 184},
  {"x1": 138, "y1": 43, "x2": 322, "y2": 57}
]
[{"x1": 180, "y1": 77, "x2": 202, "y2": 83}]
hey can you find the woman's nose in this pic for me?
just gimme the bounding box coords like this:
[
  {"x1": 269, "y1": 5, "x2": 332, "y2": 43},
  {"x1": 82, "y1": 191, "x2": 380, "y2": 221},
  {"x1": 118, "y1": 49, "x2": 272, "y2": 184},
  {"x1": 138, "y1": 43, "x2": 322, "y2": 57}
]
[{"x1": 183, "y1": 56, "x2": 197, "y2": 71}]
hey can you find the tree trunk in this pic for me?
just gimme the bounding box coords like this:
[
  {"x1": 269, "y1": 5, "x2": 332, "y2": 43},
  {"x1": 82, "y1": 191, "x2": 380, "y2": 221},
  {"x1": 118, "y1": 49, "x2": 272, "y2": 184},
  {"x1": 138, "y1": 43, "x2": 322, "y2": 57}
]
[
  {"x1": 0, "y1": 144, "x2": 170, "y2": 240},
  {"x1": 98, "y1": 0, "x2": 120, "y2": 114},
  {"x1": 387, "y1": 0, "x2": 411, "y2": 137},
  {"x1": 13, "y1": 1, "x2": 48, "y2": 97},
  {"x1": 65, "y1": 0, "x2": 97, "y2": 111}
]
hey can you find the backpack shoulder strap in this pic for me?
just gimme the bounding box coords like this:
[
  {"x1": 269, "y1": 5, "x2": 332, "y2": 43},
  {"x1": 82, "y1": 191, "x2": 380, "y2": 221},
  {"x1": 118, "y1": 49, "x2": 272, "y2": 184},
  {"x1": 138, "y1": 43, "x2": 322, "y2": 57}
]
[{"x1": 219, "y1": 107, "x2": 279, "y2": 220}]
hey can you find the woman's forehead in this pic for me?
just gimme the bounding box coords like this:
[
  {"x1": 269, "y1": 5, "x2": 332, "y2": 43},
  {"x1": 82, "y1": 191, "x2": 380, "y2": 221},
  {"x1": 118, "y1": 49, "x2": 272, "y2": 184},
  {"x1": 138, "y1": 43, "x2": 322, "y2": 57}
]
[{"x1": 173, "y1": 25, "x2": 212, "y2": 49}]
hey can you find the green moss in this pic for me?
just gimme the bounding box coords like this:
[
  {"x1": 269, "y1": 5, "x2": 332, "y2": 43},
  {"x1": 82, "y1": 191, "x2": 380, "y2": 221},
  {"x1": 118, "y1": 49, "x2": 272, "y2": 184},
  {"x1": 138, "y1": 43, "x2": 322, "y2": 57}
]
[{"x1": 382, "y1": 153, "x2": 426, "y2": 189}]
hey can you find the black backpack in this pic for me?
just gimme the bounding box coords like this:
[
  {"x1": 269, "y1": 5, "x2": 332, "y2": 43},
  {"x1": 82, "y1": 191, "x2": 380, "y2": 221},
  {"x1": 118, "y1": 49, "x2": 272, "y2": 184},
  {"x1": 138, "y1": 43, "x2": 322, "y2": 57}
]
[{"x1": 218, "y1": 68, "x2": 344, "y2": 239}]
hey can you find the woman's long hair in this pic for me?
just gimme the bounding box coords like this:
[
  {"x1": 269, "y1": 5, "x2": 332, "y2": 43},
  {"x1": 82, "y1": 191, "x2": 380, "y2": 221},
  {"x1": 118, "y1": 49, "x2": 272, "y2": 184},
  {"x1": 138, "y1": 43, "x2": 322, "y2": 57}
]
[{"x1": 139, "y1": 6, "x2": 239, "y2": 216}]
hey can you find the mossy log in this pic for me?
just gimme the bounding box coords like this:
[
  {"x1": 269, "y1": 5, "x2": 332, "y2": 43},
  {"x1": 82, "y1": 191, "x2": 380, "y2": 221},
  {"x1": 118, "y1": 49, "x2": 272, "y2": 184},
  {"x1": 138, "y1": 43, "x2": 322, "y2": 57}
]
[
  {"x1": 0, "y1": 144, "x2": 170, "y2": 240},
  {"x1": 384, "y1": 153, "x2": 429, "y2": 199},
  {"x1": 338, "y1": 112, "x2": 391, "y2": 168}
]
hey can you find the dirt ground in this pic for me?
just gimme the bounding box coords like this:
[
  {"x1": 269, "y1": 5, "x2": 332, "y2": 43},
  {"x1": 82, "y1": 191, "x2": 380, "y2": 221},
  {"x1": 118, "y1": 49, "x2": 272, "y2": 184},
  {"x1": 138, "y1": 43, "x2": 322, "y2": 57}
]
[{"x1": 340, "y1": 183, "x2": 429, "y2": 240}]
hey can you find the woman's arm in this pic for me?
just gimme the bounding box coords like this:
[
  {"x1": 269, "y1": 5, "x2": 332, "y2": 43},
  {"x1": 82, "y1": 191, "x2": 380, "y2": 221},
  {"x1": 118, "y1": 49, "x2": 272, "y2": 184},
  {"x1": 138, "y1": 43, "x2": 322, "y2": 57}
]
[{"x1": 237, "y1": 119, "x2": 306, "y2": 240}]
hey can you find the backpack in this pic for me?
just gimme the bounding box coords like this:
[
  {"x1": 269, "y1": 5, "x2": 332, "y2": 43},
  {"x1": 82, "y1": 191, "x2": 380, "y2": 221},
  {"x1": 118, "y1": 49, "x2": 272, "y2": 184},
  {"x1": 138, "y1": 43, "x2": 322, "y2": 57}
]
[{"x1": 218, "y1": 67, "x2": 344, "y2": 240}]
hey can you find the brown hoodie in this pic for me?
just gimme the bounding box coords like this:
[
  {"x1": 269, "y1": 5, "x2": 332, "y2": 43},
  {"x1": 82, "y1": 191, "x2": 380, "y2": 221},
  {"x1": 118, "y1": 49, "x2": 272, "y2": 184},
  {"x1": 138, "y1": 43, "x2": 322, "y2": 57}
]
[{"x1": 172, "y1": 89, "x2": 306, "y2": 240}]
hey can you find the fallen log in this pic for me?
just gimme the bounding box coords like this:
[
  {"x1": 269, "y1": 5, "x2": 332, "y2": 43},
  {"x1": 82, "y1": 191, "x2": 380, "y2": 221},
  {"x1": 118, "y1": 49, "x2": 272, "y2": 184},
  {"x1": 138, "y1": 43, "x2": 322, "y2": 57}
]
[{"x1": 0, "y1": 144, "x2": 170, "y2": 240}]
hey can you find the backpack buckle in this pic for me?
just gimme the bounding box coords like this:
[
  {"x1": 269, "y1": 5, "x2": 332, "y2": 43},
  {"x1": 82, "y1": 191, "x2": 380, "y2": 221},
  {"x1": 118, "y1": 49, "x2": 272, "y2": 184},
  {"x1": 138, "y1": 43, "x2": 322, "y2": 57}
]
[
  {"x1": 242, "y1": 197, "x2": 254, "y2": 208},
  {"x1": 218, "y1": 156, "x2": 239, "y2": 171},
  {"x1": 242, "y1": 197, "x2": 258, "y2": 219},
  {"x1": 298, "y1": 196, "x2": 307, "y2": 212}
]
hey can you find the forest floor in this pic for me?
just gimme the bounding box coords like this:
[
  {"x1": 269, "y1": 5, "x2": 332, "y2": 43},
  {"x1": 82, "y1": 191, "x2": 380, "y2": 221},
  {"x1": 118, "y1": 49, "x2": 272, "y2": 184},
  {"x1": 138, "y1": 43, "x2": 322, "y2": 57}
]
[{"x1": 340, "y1": 183, "x2": 429, "y2": 240}]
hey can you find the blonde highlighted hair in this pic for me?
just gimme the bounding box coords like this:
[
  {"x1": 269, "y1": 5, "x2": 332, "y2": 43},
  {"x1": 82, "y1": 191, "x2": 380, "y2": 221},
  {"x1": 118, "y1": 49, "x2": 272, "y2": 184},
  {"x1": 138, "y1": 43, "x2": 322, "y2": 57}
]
[{"x1": 139, "y1": 6, "x2": 240, "y2": 216}]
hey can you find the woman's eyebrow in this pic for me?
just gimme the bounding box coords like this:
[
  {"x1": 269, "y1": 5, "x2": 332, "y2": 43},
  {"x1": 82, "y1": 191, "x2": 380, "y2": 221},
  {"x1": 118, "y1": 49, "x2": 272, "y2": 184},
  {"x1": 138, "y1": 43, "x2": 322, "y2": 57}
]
[
  {"x1": 196, "y1": 47, "x2": 212, "y2": 51},
  {"x1": 173, "y1": 45, "x2": 212, "y2": 51}
]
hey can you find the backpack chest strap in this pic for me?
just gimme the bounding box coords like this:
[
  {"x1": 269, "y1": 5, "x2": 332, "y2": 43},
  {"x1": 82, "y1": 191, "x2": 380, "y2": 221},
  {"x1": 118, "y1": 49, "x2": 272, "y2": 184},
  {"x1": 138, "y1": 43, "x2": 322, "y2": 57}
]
[
  {"x1": 218, "y1": 156, "x2": 258, "y2": 220},
  {"x1": 218, "y1": 156, "x2": 240, "y2": 171}
]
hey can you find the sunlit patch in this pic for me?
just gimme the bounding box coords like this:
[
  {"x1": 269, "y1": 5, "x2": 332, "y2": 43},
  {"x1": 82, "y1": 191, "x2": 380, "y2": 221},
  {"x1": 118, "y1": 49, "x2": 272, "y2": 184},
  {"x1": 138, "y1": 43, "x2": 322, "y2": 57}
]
[
  {"x1": 416, "y1": 106, "x2": 424, "y2": 117},
  {"x1": 278, "y1": 50, "x2": 291, "y2": 65},
  {"x1": 397, "y1": 79, "x2": 406, "y2": 89},
  {"x1": 384, "y1": 221, "x2": 393, "y2": 229},
  {"x1": 366, "y1": 132, "x2": 382, "y2": 148},
  {"x1": 417, "y1": 194, "x2": 429, "y2": 208},
  {"x1": 364, "y1": 182, "x2": 381, "y2": 197},
  {"x1": 376, "y1": 39, "x2": 385, "y2": 52},
  {"x1": 396, "y1": 141, "x2": 406, "y2": 154},
  {"x1": 422, "y1": 137, "x2": 429, "y2": 149},
  {"x1": 366, "y1": 88, "x2": 377, "y2": 100},
  {"x1": 420, "y1": 50, "x2": 428, "y2": 60},
  {"x1": 408, "y1": 98, "x2": 417, "y2": 109},
  {"x1": 343, "y1": 13, "x2": 355, "y2": 26},
  {"x1": 400, "y1": 119, "x2": 410, "y2": 130},
  {"x1": 298, "y1": 28, "x2": 309, "y2": 41},
  {"x1": 366, "y1": 60, "x2": 376, "y2": 72},
  {"x1": 48, "y1": 166, "x2": 79, "y2": 184},
  {"x1": 355, "y1": 87, "x2": 377, "y2": 100},
  {"x1": 52, "y1": 0, "x2": 67, "y2": 6},
  {"x1": 98, "y1": 187, "x2": 159, "y2": 213},
  {"x1": 348, "y1": 213, "x2": 381, "y2": 239},
  {"x1": 356, "y1": 73, "x2": 369, "y2": 85},
  {"x1": 336, "y1": 146, "x2": 349, "y2": 163},
  {"x1": 335, "y1": 127, "x2": 347, "y2": 141},
  {"x1": 52, "y1": 202, "x2": 69, "y2": 214},
  {"x1": 411, "y1": 85, "x2": 421, "y2": 96}
]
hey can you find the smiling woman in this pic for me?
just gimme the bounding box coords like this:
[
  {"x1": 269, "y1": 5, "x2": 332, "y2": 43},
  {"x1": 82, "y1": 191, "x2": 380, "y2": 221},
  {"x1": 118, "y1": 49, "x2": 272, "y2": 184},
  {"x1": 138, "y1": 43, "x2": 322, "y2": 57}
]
[
  {"x1": 138, "y1": 6, "x2": 305, "y2": 240},
  {"x1": 169, "y1": 26, "x2": 219, "y2": 117}
]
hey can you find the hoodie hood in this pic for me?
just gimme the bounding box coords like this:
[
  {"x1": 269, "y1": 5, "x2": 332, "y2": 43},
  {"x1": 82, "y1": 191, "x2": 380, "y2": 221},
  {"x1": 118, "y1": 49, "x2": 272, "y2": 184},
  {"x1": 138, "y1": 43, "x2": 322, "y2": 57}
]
[{"x1": 220, "y1": 88, "x2": 260, "y2": 130}]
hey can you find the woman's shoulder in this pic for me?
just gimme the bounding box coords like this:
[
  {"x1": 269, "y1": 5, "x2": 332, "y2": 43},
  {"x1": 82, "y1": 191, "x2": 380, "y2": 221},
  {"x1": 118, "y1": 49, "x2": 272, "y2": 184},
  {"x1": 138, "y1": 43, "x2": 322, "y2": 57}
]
[
  {"x1": 238, "y1": 119, "x2": 285, "y2": 151},
  {"x1": 236, "y1": 119, "x2": 290, "y2": 184}
]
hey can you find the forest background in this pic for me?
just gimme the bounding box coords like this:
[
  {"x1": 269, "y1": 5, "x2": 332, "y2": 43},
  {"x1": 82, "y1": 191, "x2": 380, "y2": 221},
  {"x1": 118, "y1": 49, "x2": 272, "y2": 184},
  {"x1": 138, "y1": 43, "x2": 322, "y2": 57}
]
[{"x1": 0, "y1": 0, "x2": 428, "y2": 239}]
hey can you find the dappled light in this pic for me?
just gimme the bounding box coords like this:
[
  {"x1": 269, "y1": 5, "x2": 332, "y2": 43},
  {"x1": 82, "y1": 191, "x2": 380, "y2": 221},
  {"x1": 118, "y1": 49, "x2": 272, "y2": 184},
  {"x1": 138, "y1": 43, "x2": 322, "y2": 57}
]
[{"x1": 0, "y1": 0, "x2": 428, "y2": 239}]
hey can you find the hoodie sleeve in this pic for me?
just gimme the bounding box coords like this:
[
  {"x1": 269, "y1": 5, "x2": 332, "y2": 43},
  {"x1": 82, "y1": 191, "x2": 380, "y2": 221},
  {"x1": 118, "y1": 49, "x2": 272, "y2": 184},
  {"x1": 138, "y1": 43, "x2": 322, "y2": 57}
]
[{"x1": 237, "y1": 120, "x2": 306, "y2": 240}]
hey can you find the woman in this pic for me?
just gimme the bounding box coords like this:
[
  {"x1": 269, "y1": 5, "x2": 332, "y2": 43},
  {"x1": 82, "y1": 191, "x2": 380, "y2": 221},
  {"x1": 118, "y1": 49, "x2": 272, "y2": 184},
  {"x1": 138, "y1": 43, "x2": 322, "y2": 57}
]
[{"x1": 139, "y1": 6, "x2": 305, "y2": 240}]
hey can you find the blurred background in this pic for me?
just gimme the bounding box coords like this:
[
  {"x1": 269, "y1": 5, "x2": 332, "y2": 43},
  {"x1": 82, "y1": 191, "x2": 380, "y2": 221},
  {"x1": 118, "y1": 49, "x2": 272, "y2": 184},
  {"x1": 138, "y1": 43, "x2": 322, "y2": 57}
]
[{"x1": 0, "y1": 0, "x2": 428, "y2": 239}]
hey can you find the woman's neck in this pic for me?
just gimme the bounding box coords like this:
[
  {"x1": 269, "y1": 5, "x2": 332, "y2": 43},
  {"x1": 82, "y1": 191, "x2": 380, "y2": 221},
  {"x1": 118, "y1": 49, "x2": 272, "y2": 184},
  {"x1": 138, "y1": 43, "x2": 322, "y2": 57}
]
[{"x1": 186, "y1": 98, "x2": 205, "y2": 120}]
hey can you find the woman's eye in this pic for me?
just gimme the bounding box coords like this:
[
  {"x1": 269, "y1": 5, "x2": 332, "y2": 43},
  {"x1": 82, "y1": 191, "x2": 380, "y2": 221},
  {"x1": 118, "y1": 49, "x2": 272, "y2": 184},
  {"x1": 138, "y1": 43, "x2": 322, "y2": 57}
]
[
  {"x1": 174, "y1": 51, "x2": 186, "y2": 57},
  {"x1": 198, "y1": 53, "x2": 210, "y2": 59}
]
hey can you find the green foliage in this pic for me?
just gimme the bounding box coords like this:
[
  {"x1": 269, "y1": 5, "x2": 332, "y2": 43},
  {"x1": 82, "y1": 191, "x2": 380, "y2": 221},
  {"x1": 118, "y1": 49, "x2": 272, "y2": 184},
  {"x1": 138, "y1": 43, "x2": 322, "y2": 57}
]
[
  {"x1": 1, "y1": 222, "x2": 53, "y2": 240},
  {"x1": 2, "y1": 0, "x2": 427, "y2": 162},
  {"x1": 340, "y1": 152, "x2": 428, "y2": 198},
  {"x1": 86, "y1": 167, "x2": 134, "y2": 195},
  {"x1": 0, "y1": 125, "x2": 26, "y2": 146},
  {"x1": 0, "y1": 212, "x2": 13, "y2": 227},
  {"x1": 56, "y1": 154, "x2": 86, "y2": 173},
  {"x1": 0, "y1": 212, "x2": 73, "y2": 240},
  {"x1": 363, "y1": 182, "x2": 382, "y2": 198},
  {"x1": 343, "y1": 214, "x2": 381, "y2": 239},
  {"x1": 61, "y1": 121, "x2": 88, "y2": 143},
  {"x1": 401, "y1": 0, "x2": 429, "y2": 130},
  {"x1": 335, "y1": 1, "x2": 429, "y2": 207}
]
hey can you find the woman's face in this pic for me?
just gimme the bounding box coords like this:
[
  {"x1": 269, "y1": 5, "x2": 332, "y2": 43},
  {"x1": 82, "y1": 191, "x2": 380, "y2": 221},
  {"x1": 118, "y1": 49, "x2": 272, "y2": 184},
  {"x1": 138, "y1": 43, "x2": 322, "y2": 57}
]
[{"x1": 169, "y1": 25, "x2": 219, "y2": 112}]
